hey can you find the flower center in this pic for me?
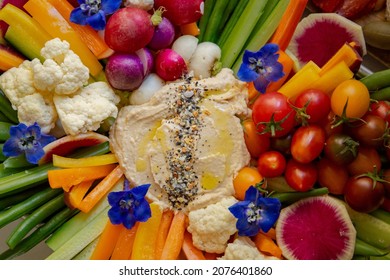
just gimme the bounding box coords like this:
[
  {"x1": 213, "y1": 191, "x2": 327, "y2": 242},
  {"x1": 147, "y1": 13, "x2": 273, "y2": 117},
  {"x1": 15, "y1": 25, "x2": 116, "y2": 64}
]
[
  {"x1": 248, "y1": 57, "x2": 267, "y2": 75},
  {"x1": 80, "y1": 0, "x2": 101, "y2": 16},
  {"x1": 119, "y1": 198, "x2": 133, "y2": 210},
  {"x1": 18, "y1": 135, "x2": 36, "y2": 150},
  {"x1": 245, "y1": 202, "x2": 262, "y2": 224}
]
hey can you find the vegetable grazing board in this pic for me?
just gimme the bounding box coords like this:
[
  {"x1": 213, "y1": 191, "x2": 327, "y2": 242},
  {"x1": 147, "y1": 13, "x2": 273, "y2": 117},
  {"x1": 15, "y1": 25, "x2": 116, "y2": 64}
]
[{"x1": 0, "y1": 0, "x2": 389, "y2": 261}]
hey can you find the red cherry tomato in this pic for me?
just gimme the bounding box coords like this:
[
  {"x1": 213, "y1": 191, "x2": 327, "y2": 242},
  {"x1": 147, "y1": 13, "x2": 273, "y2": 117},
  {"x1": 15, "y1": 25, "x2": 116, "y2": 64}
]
[
  {"x1": 257, "y1": 151, "x2": 286, "y2": 178},
  {"x1": 285, "y1": 159, "x2": 318, "y2": 192},
  {"x1": 347, "y1": 146, "x2": 382, "y2": 176},
  {"x1": 242, "y1": 118, "x2": 270, "y2": 158},
  {"x1": 346, "y1": 114, "x2": 387, "y2": 148},
  {"x1": 294, "y1": 88, "x2": 331, "y2": 124},
  {"x1": 317, "y1": 111, "x2": 344, "y2": 138},
  {"x1": 290, "y1": 125, "x2": 325, "y2": 164},
  {"x1": 316, "y1": 157, "x2": 349, "y2": 195},
  {"x1": 369, "y1": 101, "x2": 390, "y2": 123}
]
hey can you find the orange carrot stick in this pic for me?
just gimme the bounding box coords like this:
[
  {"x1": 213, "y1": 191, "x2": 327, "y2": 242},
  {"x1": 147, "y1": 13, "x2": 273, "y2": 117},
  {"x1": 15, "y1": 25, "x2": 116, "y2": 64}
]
[
  {"x1": 47, "y1": 164, "x2": 117, "y2": 192},
  {"x1": 182, "y1": 231, "x2": 206, "y2": 260},
  {"x1": 269, "y1": 0, "x2": 308, "y2": 51},
  {"x1": 180, "y1": 22, "x2": 200, "y2": 36},
  {"x1": 160, "y1": 211, "x2": 187, "y2": 260},
  {"x1": 261, "y1": 227, "x2": 277, "y2": 240},
  {"x1": 90, "y1": 220, "x2": 123, "y2": 260},
  {"x1": 111, "y1": 223, "x2": 139, "y2": 260},
  {"x1": 155, "y1": 209, "x2": 174, "y2": 259},
  {"x1": 253, "y1": 231, "x2": 282, "y2": 259},
  {"x1": 78, "y1": 165, "x2": 124, "y2": 213},
  {"x1": 64, "y1": 180, "x2": 94, "y2": 209}
]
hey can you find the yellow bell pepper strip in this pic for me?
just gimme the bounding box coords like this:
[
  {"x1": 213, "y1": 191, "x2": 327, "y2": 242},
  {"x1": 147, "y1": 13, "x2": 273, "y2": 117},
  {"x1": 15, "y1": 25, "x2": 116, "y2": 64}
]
[
  {"x1": 0, "y1": 4, "x2": 51, "y2": 61},
  {"x1": 160, "y1": 211, "x2": 187, "y2": 260},
  {"x1": 182, "y1": 230, "x2": 206, "y2": 260},
  {"x1": 0, "y1": 46, "x2": 25, "y2": 72},
  {"x1": 155, "y1": 209, "x2": 174, "y2": 259},
  {"x1": 64, "y1": 180, "x2": 94, "y2": 209},
  {"x1": 23, "y1": 0, "x2": 103, "y2": 77},
  {"x1": 47, "y1": 164, "x2": 117, "y2": 192},
  {"x1": 52, "y1": 153, "x2": 118, "y2": 168},
  {"x1": 320, "y1": 42, "x2": 362, "y2": 75},
  {"x1": 90, "y1": 220, "x2": 123, "y2": 260},
  {"x1": 131, "y1": 203, "x2": 163, "y2": 260},
  {"x1": 78, "y1": 165, "x2": 124, "y2": 213},
  {"x1": 252, "y1": 231, "x2": 283, "y2": 259},
  {"x1": 110, "y1": 223, "x2": 139, "y2": 260},
  {"x1": 46, "y1": 0, "x2": 113, "y2": 59}
]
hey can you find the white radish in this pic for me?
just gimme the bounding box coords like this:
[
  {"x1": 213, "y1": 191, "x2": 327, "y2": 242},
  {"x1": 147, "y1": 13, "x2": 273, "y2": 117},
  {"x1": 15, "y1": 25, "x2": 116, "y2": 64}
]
[
  {"x1": 129, "y1": 73, "x2": 165, "y2": 105},
  {"x1": 171, "y1": 35, "x2": 198, "y2": 63},
  {"x1": 188, "y1": 42, "x2": 221, "y2": 79}
]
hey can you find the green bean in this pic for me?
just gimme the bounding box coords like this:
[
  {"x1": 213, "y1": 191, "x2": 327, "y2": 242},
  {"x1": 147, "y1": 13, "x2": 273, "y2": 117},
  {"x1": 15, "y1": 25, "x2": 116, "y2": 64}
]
[
  {"x1": 0, "y1": 111, "x2": 12, "y2": 123},
  {"x1": 197, "y1": 0, "x2": 216, "y2": 42},
  {"x1": 0, "y1": 121, "x2": 12, "y2": 141},
  {"x1": 370, "y1": 208, "x2": 390, "y2": 225},
  {"x1": 2, "y1": 154, "x2": 35, "y2": 169},
  {"x1": 0, "y1": 207, "x2": 78, "y2": 260},
  {"x1": 0, "y1": 91, "x2": 18, "y2": 124},
  {"x1": 360, "y1": 68, "x2": 390, "y2": 91},
  {"x1": 269, "y1": 187, "x2": 329, "y2": 204},
  {"x1": 6, "y1": 193, "x2": 66, "y2": 249},
  {"x1": 0, "y1": 187, "x2": 62, "y2": 229},
  {"x1": 369, "y1": 86, "x2": 390, "y2": 101},
  {"x1": 354, "y1": 238, "x2": 390, "y2": 257},
  {"x1": 201, "y1": 0, "x2": 229, "y2": 43},
  {"x1": 0, "y1": 185, "x2": 46, "y2": 211},
  {"x1": 0, "y1": 143, "x2": 6, "y2": 162}
]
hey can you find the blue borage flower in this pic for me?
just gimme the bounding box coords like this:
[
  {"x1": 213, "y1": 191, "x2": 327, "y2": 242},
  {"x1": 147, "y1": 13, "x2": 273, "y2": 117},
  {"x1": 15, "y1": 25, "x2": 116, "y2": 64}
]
[
  {"x1": 70, "y1": 0, "x2": 122, "y2": 31},
  {"x1": 107, "y1": 179, "x2": 151, "y2": 229},
  {"x1": 229, "y1": 186, "x2": 281, "y2": 236},
  {"x1": 2, "y1": 122, "x2": 56, "y2": 165},
  {"x1": 237, "y1": 43, "x2": 285, "y2": 94}
]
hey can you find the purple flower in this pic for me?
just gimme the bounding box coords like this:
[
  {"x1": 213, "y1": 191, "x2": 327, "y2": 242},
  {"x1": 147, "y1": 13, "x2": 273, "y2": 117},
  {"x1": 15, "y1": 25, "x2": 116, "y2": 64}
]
[
  {"x1": 2, "y1": 122, "x2": 56, "y2": 164},
  {"x1": 107, "y1": 180, "x2": 151, "y2": 229},
  {"x1": 237, "y1": 43, "x2": 285, "y2": 93},
  {"x1": 229, "y1": 186, "x2": 281, "y2": 236},
  {"x1": 70, "y1": 0, "x2": 122, "y2": 31}
]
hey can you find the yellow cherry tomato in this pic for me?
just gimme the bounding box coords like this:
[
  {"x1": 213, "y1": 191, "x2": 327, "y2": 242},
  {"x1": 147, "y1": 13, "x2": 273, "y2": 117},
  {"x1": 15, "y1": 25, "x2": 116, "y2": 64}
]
[{"x1": 233, "y1": 166, "x2": 264, "y2": 201}]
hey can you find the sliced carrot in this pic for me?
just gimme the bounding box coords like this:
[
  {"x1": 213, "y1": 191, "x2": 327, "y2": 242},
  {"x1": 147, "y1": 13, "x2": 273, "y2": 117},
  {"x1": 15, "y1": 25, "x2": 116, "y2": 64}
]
[
  {"x1": 266, "y1": 50, "x2": 294, "y2": 93},
  {"x1": 131, "y1": 203, "x2": 163, "y2": 260},
  {"x1": 180, "y1": 22, "x2": 200, "y2": 36},
  {"x1": 260, "y1": 227, "x2": 277, "y2": 240},
  {"x1": 160, "y1": 211, "x2": 187, "y2": 260},
  {"x1": 78, "y1": 165, "x2": 124, "y2": 213},
  {"x1": 64, "y1": 180, "x2": 94, "y2": 209},
  {"x1": 155, "y1": 209, "x2": 174, "y2": 259},
  {"x1": 46, "y1": 0, "x2": 113, "y2": 59},
  {"x1": 182, "y1": 231, "x2": 206, "y2": 260},
  {"x1": 253, "y1": 231, "x2": 282, "y2": 259},
  {"x1": 0, "y1": 47, "x2": 25, "y2": 71},
  {"x1": 90, "y1": 220, "x2": 123, "y2": 260},
  {"x1": 111, "y1": 223, "x2": 139, "y2": 260},
  {"x1": 47, "y1": 164, "x2": 117, "y2": 192},
  {"x1": 269, "y1": 0, "x2": 308, "y2": 51},
  {"x1": 53, "y1": 153, "x2": 118, "y2": 168}
]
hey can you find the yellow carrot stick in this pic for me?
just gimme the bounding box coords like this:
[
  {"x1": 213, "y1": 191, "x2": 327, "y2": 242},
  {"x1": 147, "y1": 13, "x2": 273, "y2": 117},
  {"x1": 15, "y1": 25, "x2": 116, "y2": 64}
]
[
  {"x1": 90, "y1": 220, "x2": 123, "y2": 260},
  {"x1": 160, "y1": 211, "x2": 187, "y2": 260},
  {"x1": 78, "y1": 165, "x2": 124, "y2": 213},
  {"x1": 111, "y1": 223, "x2": 139, "y2": 260},
  {"x1": 53, "y1": 153, "x2": 118, "y2": 168},
  {"x1": 131, "y1": 203, "x2": 163, "y2": 260},
  {"x1": 182, "y1": 231, "x2": 206, "y2": 260},
  {"x1": 155, "y1": 210, "x2": 174, "y2": 259}
]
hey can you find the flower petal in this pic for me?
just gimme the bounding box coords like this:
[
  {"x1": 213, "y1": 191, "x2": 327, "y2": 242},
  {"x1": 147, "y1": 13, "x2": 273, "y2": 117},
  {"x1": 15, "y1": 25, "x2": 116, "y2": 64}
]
[
  {"x1": 70, "y1": 7, "x2": 88, "y2": 25},
  {"x1": 253, "y1": 75, "x2": 270, "y2": 93},
  {"x1": 8, "y1": 123, "x2": 27, "y2": 139},
  {"x1": 24, "y1": 144, "x2": 45, "y2": 164},
  {"x1": 26, "y1": 123, "x2": 41, "y2": 140},
  {"x1": 244, "y1": 186, "x2": 259, "y2": 202},
  {"x1": 39, "y1": 134, "x2": 56, "y2": 147},
  {"x1": 108, "y1": 207, "x2": 123, "y2": 225},
  {"x1": 229, "y1": 201, "x2": 250, "y2": 219},
  {"x1": 237, "y1": 63, "x2": 259, "y2": 82},
  {"x1": 131, "y1": 184, "x2": 151, "y2": 200},
  {"x1": 2, "y1": 138, "x2": 23, "y2": 157},
  {"x1": 86, "y1": 10, "x2": 106, "y2": 30},
  {"x1": 101, "y1": 0, "x2": 122, "y2": 14},
  {"x1": 133, "y1": 199, "x2": 151, "y2": 222},
  {"x1": 122, "y1": 211, "x2": 137, "y2": 229},
  {"x1": 107, "y1": 191, "x2": 126, "y2": 206}
]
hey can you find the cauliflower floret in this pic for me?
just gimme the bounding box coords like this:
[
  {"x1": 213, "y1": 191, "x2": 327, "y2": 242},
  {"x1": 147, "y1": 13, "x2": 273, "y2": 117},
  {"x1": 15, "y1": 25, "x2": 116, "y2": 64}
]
[
  {"x1": 124, "y1": 0, "x2": 154, "y2": 10},
  {"x1": 31, "y1": 59, "x2": 63, "y2": 92},
  {"x1": 54, "y1": 82, "x2": 120, "y2": 135},
  {"x1": 219, "y1": 237, "x2": 279, "y2": 260},
  {"x1": 187, "y1": 196, "x2": 238, "y2": 254},
  {"x1": 40, "y1": 38, "x2": 89, "y2": 95}
]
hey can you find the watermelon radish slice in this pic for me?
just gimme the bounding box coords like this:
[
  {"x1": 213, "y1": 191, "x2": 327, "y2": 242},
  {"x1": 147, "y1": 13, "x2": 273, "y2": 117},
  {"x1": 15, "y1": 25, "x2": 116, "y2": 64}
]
[
  {"x1": 39, "y1": 132, "x2": 109, "y2": 164},
  {"x1": 275, "y1": 196, "x2": 356, "y2": 260},
  {"x1": 287, "y1": 13, "x2": 366, "y2": 68}
]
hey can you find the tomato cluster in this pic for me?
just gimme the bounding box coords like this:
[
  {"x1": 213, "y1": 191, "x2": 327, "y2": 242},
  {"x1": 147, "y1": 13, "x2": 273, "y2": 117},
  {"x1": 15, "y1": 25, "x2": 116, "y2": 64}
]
[{"x1": 243, "y1": 80, "x2": 390, "y2": 214}]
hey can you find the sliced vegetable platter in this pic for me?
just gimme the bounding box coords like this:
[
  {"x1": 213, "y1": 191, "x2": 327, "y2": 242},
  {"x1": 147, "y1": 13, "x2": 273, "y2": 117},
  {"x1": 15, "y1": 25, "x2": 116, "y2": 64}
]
[{"x1": 0, "y1": 0, "x2": 389, "y2": 260}]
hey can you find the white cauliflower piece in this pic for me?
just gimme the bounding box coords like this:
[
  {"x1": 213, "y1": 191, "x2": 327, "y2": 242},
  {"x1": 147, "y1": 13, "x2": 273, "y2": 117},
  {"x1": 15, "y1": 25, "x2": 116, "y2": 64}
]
[
  {"x1": 40, "y1": 38, "x2": 89, "y2": 95},
  {"x1": 187, "y1": 196, "x2": 238, "y2": 254},
  {"x1": 54, "y1": 82, "x2": 120, "y2": 135},
  {"x1": 219, "y1": 237, "x2": 279, "y2": 260},
  {"x1": 31, "y1": 59, "x2": 63, "y2": 92},
  {"x1": 124, "y1": 0, "x2": 154, "y2": 10}
]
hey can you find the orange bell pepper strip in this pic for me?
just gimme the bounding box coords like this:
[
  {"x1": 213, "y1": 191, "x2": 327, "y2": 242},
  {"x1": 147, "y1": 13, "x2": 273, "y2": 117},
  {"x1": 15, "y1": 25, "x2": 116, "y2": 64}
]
[
  {"x1": 253, "y1": 231, "x2": 283, "y2": 259},
  {"x1": 160, "y1": 211, "x2": 187, "y2": 260},
  {"x1": 155, "y1": 209, "x2": 174, "y2": 259},
  {"x1": 90, "y1": 220, "x2": 123, "y2": 260},
  {"x1": 0, "y1": 46, "x2": 25, "y2": 72},
  {"x1": 182, "y1": 230, "x2": 206, "y2": 260},
  {"x1": 78, "y1": 165, "x2": 124, "y2": 213},
  {"x1": 110, "y1": 223, "x2": 139, "y2": 260},
  {"x1": 47, "y1": 164, "x2": 117, "y2": 192},
  {"x1": 64, "y1": 180, "x2": 94, "y2": 209},
  {"x1": 131, "y1": 203, "x2": 163, "y2": 260}
]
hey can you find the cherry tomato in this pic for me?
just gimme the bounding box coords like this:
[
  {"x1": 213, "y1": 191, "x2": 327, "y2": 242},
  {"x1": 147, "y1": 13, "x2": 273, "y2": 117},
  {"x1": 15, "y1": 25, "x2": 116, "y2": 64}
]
[
  {"x1": 347, "y1": 146, "x2": 382, "y2": 176},
  {"x1": 242, "y1": 118, "x2": 270, "y2": 158},
  {"x1": 383, "y1": 169, "x2": 390, "y2": 196},
  {"x1": 323, "y1": 133, "x2": 359, "y2": 165},
  {"x1": 317, "y1": 111, "x2": 344, "y2": 138},
  {"x1": 252, "y1": 92, "x2": 296, "y2": 138},
  {"x1": 344, "y1": 175, "x2": 385, "y2": 213},
  {"x1": 346, "y1": 114, "x2": 387, "y2": 147},
  {"x1": 331, "y1": 79, "x2": 370, "y2": 119},
  {"x1": 257, "y1": 151, "x2": 286, "y2": 178},
  {"x1": 293, "y1": 88, "x2": 331, "y2": 124},
  {"x1": 270, "y1": 132, "x2": 293, "y2": 155},
  {"x1": 285, "y1": 159, "x2": 317, "y2": 192},
  {"x1": 233, "y1": 167, "x2": 264, "y2": 201},
  {"x1": 290, "y1": 125, "x2": 325, "y2": 164},
  {"x1": 369, "y1": 101, "x2": 390, "y2": 123},
  {"x1": 316, "y1": 157, "x2": 349, "y2": 195},
  {"x1": 380, "y1": 197, "x2": 390, "y2": 212}
]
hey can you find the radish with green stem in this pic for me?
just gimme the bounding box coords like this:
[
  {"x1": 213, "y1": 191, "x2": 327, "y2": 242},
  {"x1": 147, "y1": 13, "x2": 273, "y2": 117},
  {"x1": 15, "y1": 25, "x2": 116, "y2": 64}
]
[{"x1": 147, "y1": 17, "x2": 176, "y2": 50}]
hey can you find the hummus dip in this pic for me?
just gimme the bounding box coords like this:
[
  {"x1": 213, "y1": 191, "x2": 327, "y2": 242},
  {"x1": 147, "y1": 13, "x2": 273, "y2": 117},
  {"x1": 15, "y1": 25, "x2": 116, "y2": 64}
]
[{"x1": 110, "y1": 68, "x2": 251, "y2": 212}]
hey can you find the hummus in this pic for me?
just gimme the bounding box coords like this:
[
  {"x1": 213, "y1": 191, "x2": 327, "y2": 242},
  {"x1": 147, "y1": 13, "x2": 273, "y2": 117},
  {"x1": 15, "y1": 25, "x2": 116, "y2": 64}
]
[{"x1": 110, "y1": 68, "x2": 251, "y2": 212}]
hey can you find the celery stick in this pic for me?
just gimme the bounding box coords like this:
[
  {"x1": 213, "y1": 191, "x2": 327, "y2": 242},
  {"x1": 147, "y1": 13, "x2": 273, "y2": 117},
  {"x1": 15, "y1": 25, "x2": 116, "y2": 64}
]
[
  {"x1": 72, "y1": 237, "x2": 99, "y2": 260},
  {"x1": 232, "y1": 0, "x2": 289, "y2": 73},
  {"x1": 198, "y1": 0, "x2": 216, "y2": 42},
  {"x1": 220, "y1": 0, "x2": 268, "y2": 69},
  {"x1": 201, "y1": 0, "x2": 230, "y2": 43},
  {"x1": 46, "y1": 206, "x2": 110, "y2": 260},
  {"x1": 219, "y1": 0, "x2": 240, "y2": 29}
]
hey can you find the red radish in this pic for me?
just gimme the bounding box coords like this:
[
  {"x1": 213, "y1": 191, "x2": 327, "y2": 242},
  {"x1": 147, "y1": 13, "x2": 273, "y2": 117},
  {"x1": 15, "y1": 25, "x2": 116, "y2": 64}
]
[
  {"x1": 154, "y1": 0, "x2": 204, "y2": 26},
  {"x1": 105, "y1": 53, "x2": 145, "y2": 91},
  {"x1": 136, "y1": 48, "x2": 154, "y2": 76},
  {"x1": 105, "y1": 7, "x2": 163, "y2": 53},
  {"x1": 147, "y1": 17, "x2": 175, "y2": 50},
  {"x1": 155, "y1": 49, "x2": 187, "y2": 81}
]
